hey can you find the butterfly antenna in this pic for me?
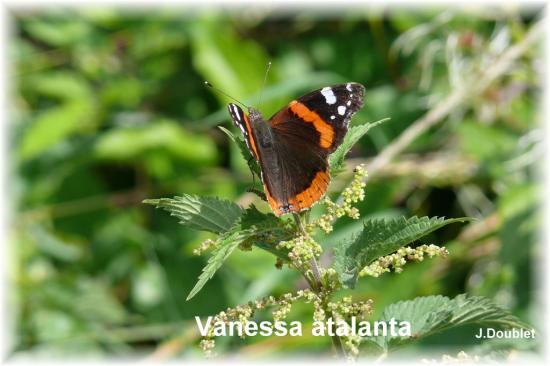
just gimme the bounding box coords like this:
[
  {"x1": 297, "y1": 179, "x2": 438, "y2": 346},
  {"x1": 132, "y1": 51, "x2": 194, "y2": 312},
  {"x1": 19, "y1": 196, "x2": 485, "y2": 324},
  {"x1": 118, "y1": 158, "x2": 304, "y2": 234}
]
[
  {"x1": 258, "y1": 61, "x2": 272, "y2": 108},
  {"x1": 204, "y1": 81, "x2": 248, "y2": 109}
]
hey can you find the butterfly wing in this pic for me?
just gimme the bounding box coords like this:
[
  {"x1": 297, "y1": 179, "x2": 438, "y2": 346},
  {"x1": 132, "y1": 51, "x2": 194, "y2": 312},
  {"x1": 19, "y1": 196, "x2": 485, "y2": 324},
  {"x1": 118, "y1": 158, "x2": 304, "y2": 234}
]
[
  {"x1": 227, "y1": 103, "x2": 260, "y2": 162},
  {"x1": 262, "y1": 127, "x2": 331, "y2": 216},
  {"x1": 268, "y1": 82, "x2": 365, "y2": 152},
  {"x1": 261, "y1": 83, "x2": 366, "y2": 215},
  {"x1": 227, "y1": 83, "x2": 365, "y2": 216}
]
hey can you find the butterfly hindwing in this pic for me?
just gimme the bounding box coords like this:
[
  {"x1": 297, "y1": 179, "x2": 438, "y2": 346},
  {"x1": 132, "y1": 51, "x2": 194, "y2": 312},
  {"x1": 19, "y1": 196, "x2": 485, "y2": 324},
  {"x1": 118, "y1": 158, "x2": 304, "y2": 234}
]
[{"x1": 262, "y1": 129, "x2": 330, "y2": 216}]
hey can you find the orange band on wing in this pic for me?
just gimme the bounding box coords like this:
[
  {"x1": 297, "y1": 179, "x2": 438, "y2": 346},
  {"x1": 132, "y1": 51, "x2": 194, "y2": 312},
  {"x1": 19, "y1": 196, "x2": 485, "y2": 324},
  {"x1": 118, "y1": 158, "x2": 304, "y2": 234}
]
[
  {"x1": 289, "y1": 101, "x2": 334, "y2": 149},
  {"x1": 264, "y1": 184, "x2": 283, "y2": 216},
  {"x1": 243, "y1": 114, "x2": 259, "y2": 160},
  {"x1": 263, "y1": 169, "x2": 330, "y2": 217},
  {"x1": 288, "y1": 169, "x2": 330, "y2": 212}
]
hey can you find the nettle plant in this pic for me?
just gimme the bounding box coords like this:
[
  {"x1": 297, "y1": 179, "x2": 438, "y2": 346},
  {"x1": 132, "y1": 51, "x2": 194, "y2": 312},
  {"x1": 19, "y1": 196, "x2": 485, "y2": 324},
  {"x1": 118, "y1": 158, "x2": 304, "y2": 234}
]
[{"x1": 145, "y1": 121, "x2": 529, "y2": 360}]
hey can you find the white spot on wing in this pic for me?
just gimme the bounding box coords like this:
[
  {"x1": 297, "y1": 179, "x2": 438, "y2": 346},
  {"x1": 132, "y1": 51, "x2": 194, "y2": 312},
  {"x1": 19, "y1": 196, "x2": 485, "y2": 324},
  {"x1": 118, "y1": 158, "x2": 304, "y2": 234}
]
[
  {"x1": 347, "y1": 100, "x2": 352, "y2": 106},
  {"x1": 346, "y1": 83, "x2": 353, "y2": 91},
  {"x1": 338, "y1": 106, "x2": 346, "y2": 115},
  {"x1": 330, "y1": 115, "x2": 335, "y2": 120},
  {"x1": 321, "y1": 87, "x2": 336, "y2": 105},
  {"x1": 231, "y1": 104, "x2": 241, "y2": 120},
  {"x1": 238, "y1": 124, "x2": 246, "y2": 135}
]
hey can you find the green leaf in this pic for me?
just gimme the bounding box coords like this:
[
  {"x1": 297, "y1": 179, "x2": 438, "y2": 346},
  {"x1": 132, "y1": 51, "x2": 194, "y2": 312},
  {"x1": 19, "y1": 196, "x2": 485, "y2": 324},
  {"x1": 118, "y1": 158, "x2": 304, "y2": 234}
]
[
  {"x1": 240, "y1": 205, "x2": 293, "y2": 261},
  {"x1": 218, "y1": 126, "x2": 261, "y2": 177},
  {"x1": 18, "y1": 72, "x2": 96, "y2": 161},
  {"x1": 143, "y1": 194, "x2": 243, "y2": 234},
  {"x1": 146, "y1": 198, "x2": 291, "y2": 301},
  {"x1": 365, "y1": 294, "x2": 531, "y2": 352},
  {"x1": 19, "y1": 100, "x2": 95, "y2": 161},
  {"x1": 329, "y1": 118, "x2": 389, "y2": 175},
  {"x1": 74, "y1": 279, "x2": 128, "y2": 324},
  {"x1": 186, "y1": 226, "x2": 254, "y2": 300},
  {"x1": 334, "y1": 216, "x2": 471, "y2": 288},
  {"x1": 94, "y1": 120, "x2": 217, "y2": 165},
  {"x1": 185, "y1": 205, "x2": 291, "y2": 300},
  {"x1": 128, "y1": 25, "x2": 187, "y2": 59},
  {"x1": 22, "y1": 14, "x2": 92, "y2": 47},
  {"x1": 189, "y1": 16, "x2": 277, "y2": 113},
  {"x1": 100, "y1": 77, "x2": 145, "y2": 108},
  {"x1": 30, "y1": 225, "x2": 83, "y2": 262},
  {"x1": 239, "y1": 205, "x2": 277, "y2": 229},
  {"x1": 28, "y1": 72, "x2": 93, "y2": 101}
]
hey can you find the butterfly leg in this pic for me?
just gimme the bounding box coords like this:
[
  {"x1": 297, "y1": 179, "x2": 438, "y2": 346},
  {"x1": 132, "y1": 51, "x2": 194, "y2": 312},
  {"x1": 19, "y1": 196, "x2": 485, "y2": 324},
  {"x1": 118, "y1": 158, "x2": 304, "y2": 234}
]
[{"x1": 246, "y1": 187, "x2": 267, "y2": 202}]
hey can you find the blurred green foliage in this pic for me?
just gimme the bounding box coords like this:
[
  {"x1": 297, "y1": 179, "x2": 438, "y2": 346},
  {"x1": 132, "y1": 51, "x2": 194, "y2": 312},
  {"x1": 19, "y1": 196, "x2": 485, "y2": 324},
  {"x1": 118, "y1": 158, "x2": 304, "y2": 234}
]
[{"x1": 10, "y1": 6, "x2": 541, "y2": 360}]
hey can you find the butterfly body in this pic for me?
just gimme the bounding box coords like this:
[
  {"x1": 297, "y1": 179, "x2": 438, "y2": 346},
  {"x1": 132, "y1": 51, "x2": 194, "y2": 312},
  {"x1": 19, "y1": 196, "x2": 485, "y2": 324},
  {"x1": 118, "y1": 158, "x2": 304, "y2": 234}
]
[{"x1": 228, "y1": 83, "x2": 365, "y2": 216}]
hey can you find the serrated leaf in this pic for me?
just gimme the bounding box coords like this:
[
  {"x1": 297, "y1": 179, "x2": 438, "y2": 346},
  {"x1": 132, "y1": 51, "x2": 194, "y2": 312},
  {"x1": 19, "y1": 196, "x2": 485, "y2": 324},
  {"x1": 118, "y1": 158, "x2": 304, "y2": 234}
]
[
  {"x1": 186, "y1": 227, "x2": 254, "y2": 300},
  {"x1": 365, "y1": 294, "x2": 531, "y2": 352},
  {"x1": 334, "y1": 216, "x2": 471, "y2": 288},
  {"x1": 143, "y1": 194, "x2": 243, "y2": 234},
  {"x1": 240, "y1": 205, "x2": 293, "y2": 261},
  {"x1": 186, "y1": 205, "x2": 292, "y2": 300},
  {"x1": 219, "y1": 126, "x2": 262, "y2": 178},
  {"x1": 329, "y1": 118, "x2": 389, "y2": 175},
  {"x1": 240, "y1": 205, "x2": 277, "y2": 229}
]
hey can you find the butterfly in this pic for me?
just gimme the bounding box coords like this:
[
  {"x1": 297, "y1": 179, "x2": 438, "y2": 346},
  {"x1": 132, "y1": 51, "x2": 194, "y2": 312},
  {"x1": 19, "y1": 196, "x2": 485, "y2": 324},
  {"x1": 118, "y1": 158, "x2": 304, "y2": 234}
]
[{"x1": 228, "y1": 83, "x2": 365, "y2": 216}]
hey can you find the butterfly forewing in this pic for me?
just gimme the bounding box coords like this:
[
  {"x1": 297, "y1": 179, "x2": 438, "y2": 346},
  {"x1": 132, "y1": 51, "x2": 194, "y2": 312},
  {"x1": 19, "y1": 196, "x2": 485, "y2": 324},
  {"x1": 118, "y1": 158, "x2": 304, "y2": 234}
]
[
  {"x1": 227, "y1": 103, "x2": 260, "y2": 162},
  {"x1": 268, "y1": 82, "x2": 365, "y2": 153}
]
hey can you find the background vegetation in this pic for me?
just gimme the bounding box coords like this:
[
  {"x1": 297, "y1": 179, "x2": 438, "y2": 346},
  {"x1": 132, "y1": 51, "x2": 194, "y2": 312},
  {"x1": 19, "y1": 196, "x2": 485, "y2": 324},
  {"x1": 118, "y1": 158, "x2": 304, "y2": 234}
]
[{"x1": 9, "y1": 5, "x2": 543, "y2": 360}]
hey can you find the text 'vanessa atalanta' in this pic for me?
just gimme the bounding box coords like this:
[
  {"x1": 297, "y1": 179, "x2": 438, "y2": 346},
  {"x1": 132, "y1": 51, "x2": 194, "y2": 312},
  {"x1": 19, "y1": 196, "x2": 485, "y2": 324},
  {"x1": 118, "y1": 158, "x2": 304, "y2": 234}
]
[{"x1": 228, "y1": 83, "x2": 365, "y2": 216}]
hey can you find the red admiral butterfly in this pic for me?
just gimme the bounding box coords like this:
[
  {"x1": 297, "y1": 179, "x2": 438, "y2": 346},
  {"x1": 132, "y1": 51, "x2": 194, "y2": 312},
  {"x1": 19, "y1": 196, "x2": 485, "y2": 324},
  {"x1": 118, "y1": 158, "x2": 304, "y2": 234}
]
[{"x1": 227, "y1": 82, "x2": 365, "y2": 216}]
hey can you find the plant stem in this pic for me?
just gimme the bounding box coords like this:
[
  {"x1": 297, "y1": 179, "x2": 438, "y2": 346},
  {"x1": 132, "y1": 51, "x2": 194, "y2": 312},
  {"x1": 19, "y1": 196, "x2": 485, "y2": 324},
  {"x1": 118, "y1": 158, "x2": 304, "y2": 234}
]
[
  {"x1": 292, "y1": 213, "x2": 348, "y2": 359},
  {"x1": 329, "y1": 327, "x2": 346, "y2": 358},
  {"x1": 308, "y1": 257, "x2": 322, "y2": 292}
]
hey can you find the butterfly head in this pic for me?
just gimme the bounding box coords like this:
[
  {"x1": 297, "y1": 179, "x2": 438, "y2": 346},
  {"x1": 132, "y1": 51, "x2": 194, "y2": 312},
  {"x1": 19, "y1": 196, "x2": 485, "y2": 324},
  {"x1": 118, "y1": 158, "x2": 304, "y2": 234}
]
[{"x1": 247, "y1": 107, "x2": 264, "y2": 124}]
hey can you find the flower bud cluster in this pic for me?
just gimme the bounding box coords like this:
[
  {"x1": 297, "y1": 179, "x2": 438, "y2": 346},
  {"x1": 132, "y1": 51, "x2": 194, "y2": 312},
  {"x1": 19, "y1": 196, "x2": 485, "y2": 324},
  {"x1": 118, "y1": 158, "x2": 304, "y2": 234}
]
[
  {"x1": 236, "y1": 218, "x2": 297, "y2": 259},
  {"x1": 359, "y1": 244, "x2": 449, "y2": 278},
  {"x1": 276, "y1": 235, "x2": 322, "y2": 268},
  {"x1": 324, "y1": 295, "x2": 374, "y2": 358},
  {"x1": 313, "y1": 299, "x2": 326, "y2": 322},
  {"x1": 345, "y1": 334, "x2": 362, "y2": 360},
  {"x1": 313, "y1": 165, "x2": 368, "y2": 233},
  {"x1": 193, "y1": 238, "x2": 218, "y2": 256},
  {"x1": 199, "y1": 339, "x2": 215, "y2": 356},
  {"x1": 200, "y1": 289, "x2": 318, "y2": 356},
  {"x1": 272, "y1": 292, "x2": 295, "y2": 321},
  {"x1": 320, "y1": 267, "x2": 341, "y2": 292},
  {"x1": 200, "y1": 302, "x2": 257, "y2": 357},
  {"x1": 327, "y1": 296, "x2": 374, "y2": 320}
]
